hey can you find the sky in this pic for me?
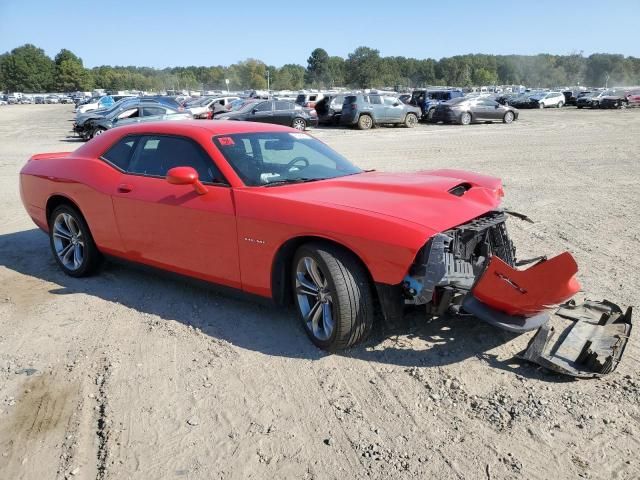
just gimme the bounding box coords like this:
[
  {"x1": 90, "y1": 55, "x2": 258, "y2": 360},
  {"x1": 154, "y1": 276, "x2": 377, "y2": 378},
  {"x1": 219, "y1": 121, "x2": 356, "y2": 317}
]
[{"x1": 0, "y1": 0, "x2": 638, "y2": 68}]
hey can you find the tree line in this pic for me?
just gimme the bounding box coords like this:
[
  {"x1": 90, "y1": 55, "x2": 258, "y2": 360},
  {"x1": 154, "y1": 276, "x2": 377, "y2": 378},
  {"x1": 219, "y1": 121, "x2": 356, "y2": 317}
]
[{"x1": 1, "y1": 44, "x2": 639, "y2": 93}]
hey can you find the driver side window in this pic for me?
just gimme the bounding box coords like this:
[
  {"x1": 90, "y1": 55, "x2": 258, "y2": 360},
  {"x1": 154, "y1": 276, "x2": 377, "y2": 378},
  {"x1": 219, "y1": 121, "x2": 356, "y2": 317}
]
[{"x1": 126, "y1": 135, "x2": 225, "y2": 184}]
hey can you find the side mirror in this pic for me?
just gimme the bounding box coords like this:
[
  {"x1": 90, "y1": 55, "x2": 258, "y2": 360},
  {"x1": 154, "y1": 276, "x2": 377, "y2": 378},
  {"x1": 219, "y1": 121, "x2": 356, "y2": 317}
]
[
  {"x1": 251, "y1": 108, "x2": 258, "y2": 114},
  {"x1": 393, "y1": 102, "x2": 400, "y2": 107},
  {"x1": 166, "y1": 166, "x2": 208, "y2": 195}
]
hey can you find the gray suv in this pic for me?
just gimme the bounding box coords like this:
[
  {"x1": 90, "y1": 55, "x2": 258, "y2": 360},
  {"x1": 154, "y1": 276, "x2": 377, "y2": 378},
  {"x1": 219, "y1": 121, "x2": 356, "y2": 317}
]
[{"x1": 340, "y1": 94, "x2": 421, "y2": 130}]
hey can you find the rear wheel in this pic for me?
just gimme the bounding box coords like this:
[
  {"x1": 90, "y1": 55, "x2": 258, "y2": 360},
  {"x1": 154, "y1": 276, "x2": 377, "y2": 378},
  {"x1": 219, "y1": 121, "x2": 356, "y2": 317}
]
[
  {"x1": 357, "y1": 114, "x2": 373, "y2": 130},
  {"x1": 292, "y1": 117, "x2": 306, "y2": 130},
  {"x1": 292, "y1": 243, "x2": 374, "y2": 351},
  {"x1": 460, "y1": 112, "x2": 472, "y2": 125},
  {"x1": 404, "y1": 113, "x2": 418, "y2": 128},
  {"x1": 538, "y1": 102, "x2": 545, "y2": 109},
  {"x1": 49, "y1": 204, "x2": 101, "y2": 277},
  {"x1": 503, "y1": 111, "x2": 515, "y2": 124},
  {"x1": 557, "y1": 101, "x2": 564, "y2": 108},
  {"x1": 426, "y1": 108, "x2": 436, "y2": 122}
]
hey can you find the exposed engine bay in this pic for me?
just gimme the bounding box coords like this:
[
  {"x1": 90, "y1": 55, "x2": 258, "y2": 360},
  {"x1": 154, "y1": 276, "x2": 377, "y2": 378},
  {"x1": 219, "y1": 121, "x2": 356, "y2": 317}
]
[{"x1": 402, "y1": 210, "x2": 633, "y2": 378}]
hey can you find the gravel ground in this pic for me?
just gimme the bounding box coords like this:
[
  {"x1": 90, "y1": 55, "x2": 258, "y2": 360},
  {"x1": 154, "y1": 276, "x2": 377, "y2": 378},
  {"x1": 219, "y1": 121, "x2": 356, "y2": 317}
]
[{"x1": 0, "y1": 104, "x2": 639, "y2": 480}]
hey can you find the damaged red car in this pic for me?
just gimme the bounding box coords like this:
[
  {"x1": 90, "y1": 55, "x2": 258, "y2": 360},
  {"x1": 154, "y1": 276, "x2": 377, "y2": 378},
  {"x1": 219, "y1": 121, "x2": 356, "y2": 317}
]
[{"x1": 19, "y1": 121, "x2": 632, "y2": 377}]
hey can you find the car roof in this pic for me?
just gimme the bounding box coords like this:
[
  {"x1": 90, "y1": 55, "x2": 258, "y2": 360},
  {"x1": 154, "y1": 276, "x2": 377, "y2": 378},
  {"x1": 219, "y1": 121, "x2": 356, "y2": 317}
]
[
  {"x1": 134, "y1": 119, "x2": 296, "y2": 134},
  {"x1": 74, "y1": 120, "x2": 300, "y2": 158}
]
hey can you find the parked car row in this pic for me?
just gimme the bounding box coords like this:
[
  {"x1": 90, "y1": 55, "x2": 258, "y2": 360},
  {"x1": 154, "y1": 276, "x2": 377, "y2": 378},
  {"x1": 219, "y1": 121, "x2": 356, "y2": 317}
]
[
  {"x1": 497, "y1": 88, "x2": 640, "y2": 109},
  {"x1": 58, "y1": 84, "x2": 639, "y2": 140},
  {"x1": 0, "y1": 94, "x2": 75, "y2": 104},
  {"x1": 73, "y1": 95, "x2": 189, "y2": 140}
]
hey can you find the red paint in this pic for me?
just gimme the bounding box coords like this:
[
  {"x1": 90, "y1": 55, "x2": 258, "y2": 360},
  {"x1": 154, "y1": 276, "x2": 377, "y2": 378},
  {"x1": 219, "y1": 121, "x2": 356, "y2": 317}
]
[
  {"x1": 19, "y1": 120, "x2": 567, "y2": 308},
  {"x1": 472, "y1": 253, "x2": 581, "y2": 316}
]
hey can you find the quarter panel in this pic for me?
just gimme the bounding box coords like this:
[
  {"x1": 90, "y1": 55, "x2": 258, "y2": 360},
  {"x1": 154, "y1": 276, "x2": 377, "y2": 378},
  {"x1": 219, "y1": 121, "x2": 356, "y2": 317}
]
[{"x1": 20, "y1": 156, "x2": 125, "y2": 253}]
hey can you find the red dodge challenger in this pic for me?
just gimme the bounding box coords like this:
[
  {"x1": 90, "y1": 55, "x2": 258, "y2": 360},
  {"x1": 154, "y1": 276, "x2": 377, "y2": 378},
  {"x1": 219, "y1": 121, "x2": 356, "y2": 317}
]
[{"x1": 19, "y1": 120, "x2": 631, "y2": 376}]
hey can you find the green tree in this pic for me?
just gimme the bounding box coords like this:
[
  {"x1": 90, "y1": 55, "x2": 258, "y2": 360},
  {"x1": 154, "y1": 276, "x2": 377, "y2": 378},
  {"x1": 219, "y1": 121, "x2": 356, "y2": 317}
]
[
  {"x1": 273, "y1": 64, "x2": 305, "y2": 90},
  {"x1": 0, "y1": 44, "x2": 54, "y2": 92},
  {"x1": 54, "y1": 49, "x2": 92, "y2": 91},
  {"x1": 305, "y1": 48, "x2": 331, "y2": 88},
  {"x1": 327, "y1": 56, "x2": 345, "y2": 87},
  {"x1": 345, "y1": 46, "x2": 382, "y2": 88},
  {"x1": 472, "y1": 67, "x2": 497, "y2": 86},
  {"x1": 235, "y1": 58, "x2": 267, "y2": 89}
]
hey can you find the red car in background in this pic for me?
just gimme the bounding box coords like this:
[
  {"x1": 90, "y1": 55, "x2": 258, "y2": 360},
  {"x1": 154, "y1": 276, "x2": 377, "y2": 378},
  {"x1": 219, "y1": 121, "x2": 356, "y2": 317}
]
[
  {"x1": 626, "y1": 89, "x2": 640, "y2": 107},
  {"x1": 19, "y1": 121, "x2": 631, "y2": 376}
]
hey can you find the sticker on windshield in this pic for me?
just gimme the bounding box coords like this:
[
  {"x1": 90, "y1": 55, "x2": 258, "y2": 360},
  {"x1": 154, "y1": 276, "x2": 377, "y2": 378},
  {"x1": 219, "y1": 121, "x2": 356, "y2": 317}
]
[
  {"x1": 289, "y1": 133, "x2": 310, "y2": 140},
  {"x1": 218, "y1": 136, "x2": 235, "y2": 146}
]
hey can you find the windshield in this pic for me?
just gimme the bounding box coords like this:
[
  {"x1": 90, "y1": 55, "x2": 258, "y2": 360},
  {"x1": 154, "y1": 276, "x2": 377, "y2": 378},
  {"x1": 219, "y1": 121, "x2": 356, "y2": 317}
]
[{"x1": 213, "y1": 132, "x2": 362, "y2": 186}]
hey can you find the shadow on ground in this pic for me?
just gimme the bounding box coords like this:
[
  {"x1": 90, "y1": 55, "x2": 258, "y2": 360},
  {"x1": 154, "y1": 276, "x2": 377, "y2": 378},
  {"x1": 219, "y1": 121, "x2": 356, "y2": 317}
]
[{"x1": 0, "y1": 228, "x2": 565, "y2": 380}]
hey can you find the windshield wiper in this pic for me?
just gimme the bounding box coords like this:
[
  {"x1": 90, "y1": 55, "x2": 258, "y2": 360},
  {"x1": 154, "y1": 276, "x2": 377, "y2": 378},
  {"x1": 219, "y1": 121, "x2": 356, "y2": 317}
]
[{"x1": 263, "y1": 177, "x2": 325, "y2": 187}]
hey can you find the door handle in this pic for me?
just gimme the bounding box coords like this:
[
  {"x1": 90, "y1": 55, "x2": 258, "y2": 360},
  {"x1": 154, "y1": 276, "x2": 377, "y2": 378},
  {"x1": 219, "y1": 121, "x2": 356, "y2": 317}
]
[{"x1": 117, "y1": 183, "x2": 133, "y2": 193}]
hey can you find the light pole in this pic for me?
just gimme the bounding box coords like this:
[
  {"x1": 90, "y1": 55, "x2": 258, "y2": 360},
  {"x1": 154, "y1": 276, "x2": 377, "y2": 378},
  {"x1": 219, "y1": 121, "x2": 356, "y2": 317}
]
[
  {"x1": 266, "y1": 69, "x2": 270, "y2": 91},
  {"x1": 604, "y1": 72, "x2": 610, "y2": 89},
  {"x1": 225, "y1": 78, "x2": 229, "y2": 93}
]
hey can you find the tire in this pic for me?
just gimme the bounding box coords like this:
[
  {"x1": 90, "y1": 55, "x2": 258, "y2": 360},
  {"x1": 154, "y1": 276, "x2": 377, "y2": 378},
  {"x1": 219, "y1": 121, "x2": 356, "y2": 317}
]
[
  {"x1": 460, "y1": 112, "x2": 472, "y2": 125},
  {"x1": 292, "y1": 117, "x2": 306, "y2": 131},
  {"x1": 49, "y1": 204, "x2": 102, "y2": 277},
  {"x1": 557, "y1": 101, "x2": 564, "y2": 108},
  {"x1": 577, "y1": 105, "x2": 583, "y2": 109},
  {"x1": 404, "y1": 113, "x2": 418, "y2": 128},
  {"x1": 357, "y1": 114, "x2": 373, "y2": 130},
  {"x1": 538, "y1": 102, "x2": 545, "y2": 109},
  {"x1": 92, "y1": 127, "x2": 106, "y2": 138},
  {"x1": 503, "y1": 111, "x2": 515, "y2": 124},
  {"x1": 292, "y1": 242, "x2": 374, "y2": 351}
]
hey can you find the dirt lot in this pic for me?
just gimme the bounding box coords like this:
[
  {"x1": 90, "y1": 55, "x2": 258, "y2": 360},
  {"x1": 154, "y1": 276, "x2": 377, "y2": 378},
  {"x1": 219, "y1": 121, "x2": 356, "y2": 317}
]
[{"x1": 1, "y1": 105, "x2": 639, "y2": 480}]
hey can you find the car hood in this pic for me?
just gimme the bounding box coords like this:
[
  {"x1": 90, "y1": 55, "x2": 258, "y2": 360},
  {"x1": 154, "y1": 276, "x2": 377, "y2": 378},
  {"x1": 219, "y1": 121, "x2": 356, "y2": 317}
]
[{"x1": 261, "y1": 170, "x2": 504, "y2": 233}]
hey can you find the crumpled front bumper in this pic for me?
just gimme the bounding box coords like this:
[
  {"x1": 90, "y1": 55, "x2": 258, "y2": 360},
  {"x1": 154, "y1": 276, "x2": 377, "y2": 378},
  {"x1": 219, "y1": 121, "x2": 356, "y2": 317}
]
[{"x1": 403, "y1": 210, "x2": 633, "y2": 377}]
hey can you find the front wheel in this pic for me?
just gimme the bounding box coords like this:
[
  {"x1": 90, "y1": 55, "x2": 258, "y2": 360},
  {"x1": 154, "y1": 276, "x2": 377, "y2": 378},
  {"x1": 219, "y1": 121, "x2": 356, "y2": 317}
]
[
  {"x1": 91, "y1": 127, "x2": 106, "y2": 138},
  {"x1": 292, "y1": 117, "x2": 306, "y2": 130},
  {"x1": 404, "y1": 113, "x2": 418, "y2": 128},
  {"x1": 293, "y1": 243, "x2": 374, "y2": 351},
  {"x1": 49, "y1": 205, "x2": 102, "y2": 277},
  {"x1": 557, "y1": 101, "x2": 564, "y2": 108},
  {"x1": 503, "y1": 111, "x2": 515, "y2": 124},
  {"x1": 538, "y1": 102, "x2": 545, "y2": 109}
]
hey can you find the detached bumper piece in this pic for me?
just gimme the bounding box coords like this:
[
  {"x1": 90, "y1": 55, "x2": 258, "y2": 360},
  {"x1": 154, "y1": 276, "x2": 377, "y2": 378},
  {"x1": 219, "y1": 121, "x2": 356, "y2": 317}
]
[
  {"x1": 521, "y1": 300, "x2": 632, "y2": 378},
  {"x1": 465, "y1": 254, "x2": 632, "y2": 377}
]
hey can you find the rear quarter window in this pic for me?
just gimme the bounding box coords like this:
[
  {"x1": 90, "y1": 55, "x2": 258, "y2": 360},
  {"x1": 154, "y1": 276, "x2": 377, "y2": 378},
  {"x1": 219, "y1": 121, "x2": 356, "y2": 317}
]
[{"x1": 101, "y1": 136, "x2": 140, "y2": 171}]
